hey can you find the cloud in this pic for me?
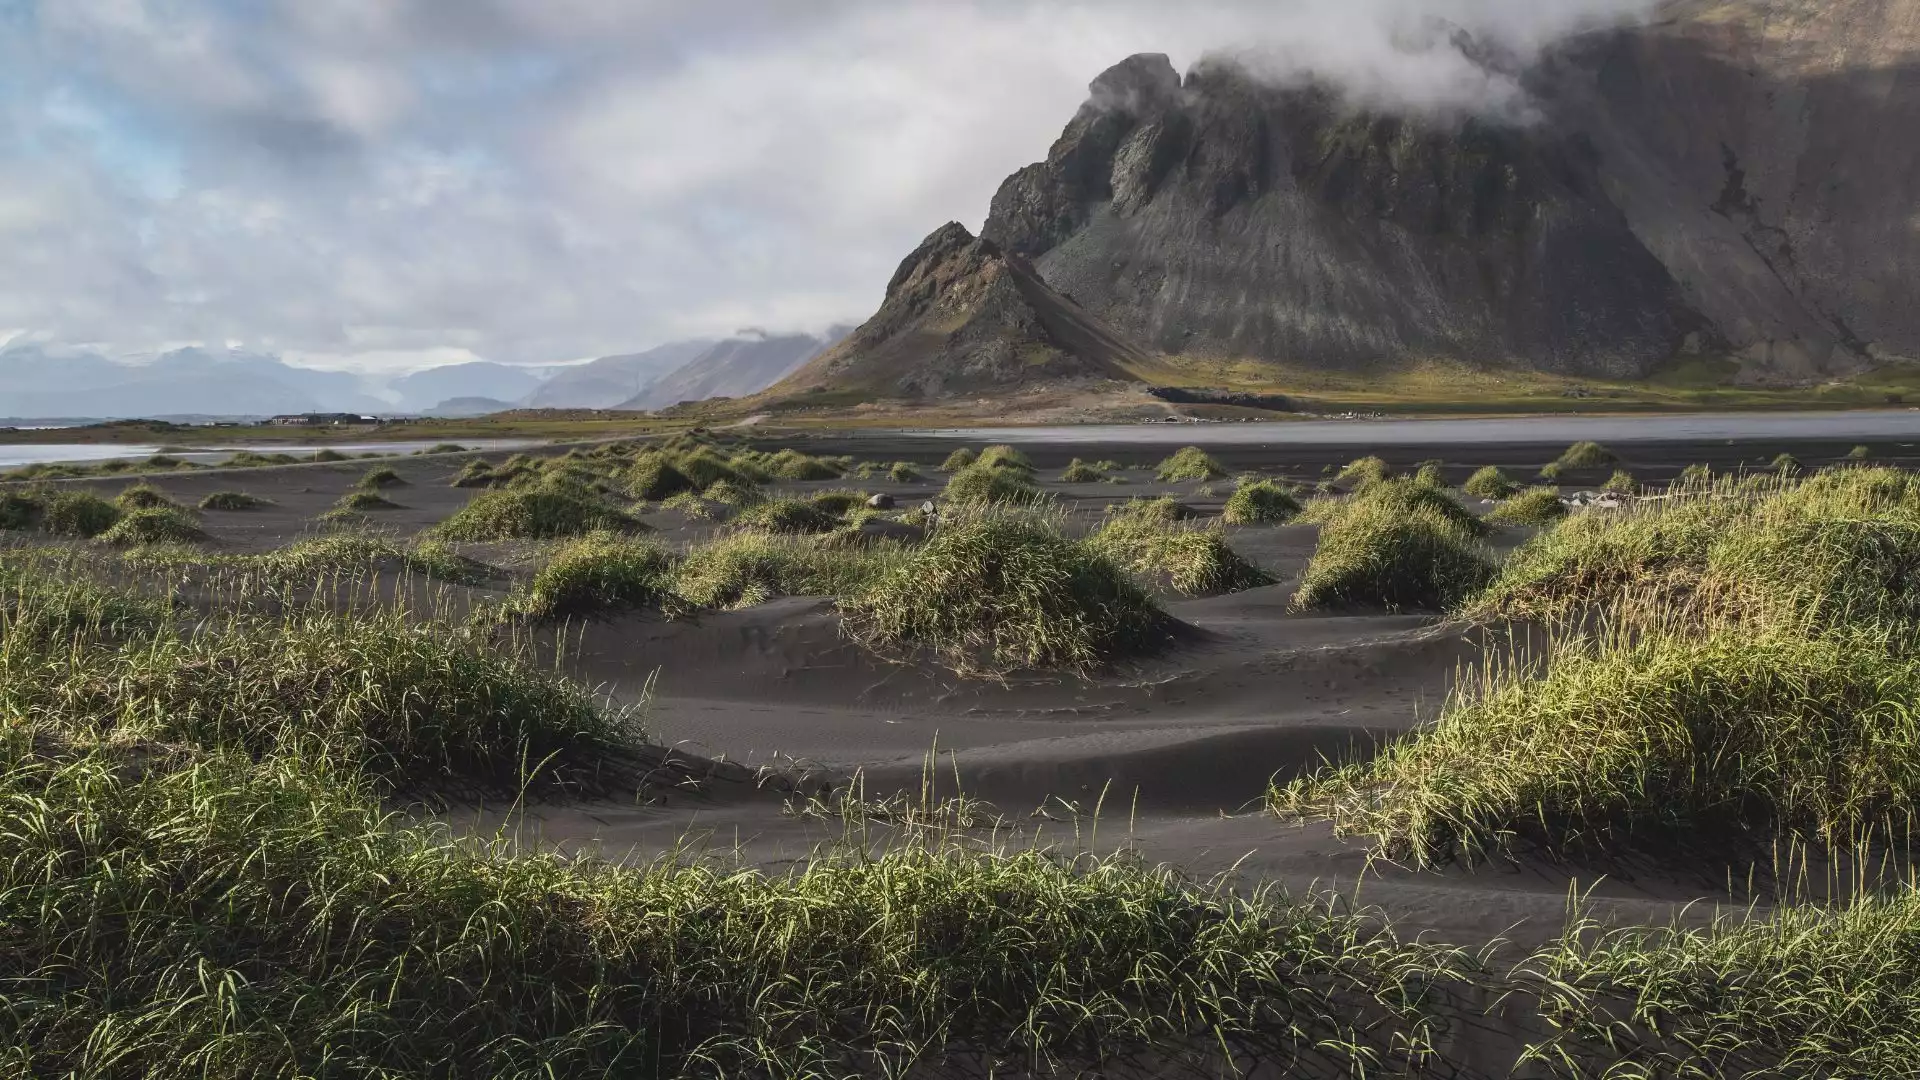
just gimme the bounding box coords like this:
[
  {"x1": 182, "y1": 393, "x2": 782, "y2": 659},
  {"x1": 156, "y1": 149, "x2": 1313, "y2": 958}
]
[{"x1": 0, "y1": 0, "x2": 1654, "y2": 372}]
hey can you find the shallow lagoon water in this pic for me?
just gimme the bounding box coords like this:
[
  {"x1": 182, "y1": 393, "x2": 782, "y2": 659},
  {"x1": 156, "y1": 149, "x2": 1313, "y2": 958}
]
[{"x1": 0, "y1": 438, "x2": 541, "y2": 470}]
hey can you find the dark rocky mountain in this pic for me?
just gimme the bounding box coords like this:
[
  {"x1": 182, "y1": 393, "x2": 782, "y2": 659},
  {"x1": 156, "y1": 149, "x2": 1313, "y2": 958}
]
[
  {"x1": 521, "y1": 340, "x2": 714, "y2": 409},
  {"x1": 391, "y1": 362, "x2": 544, "y2": 413},
  {"x1": 776, "y1": 222, "x2": 1153, "y2": 399},
  {"x1": 620, "y1": 327, "x2": 852, "y2": 411},
  {"x1": 978, "y1": 52, "x2": 1700, "y2": 380},
  {"x1": 794, "y1": 0, "x2": 1918, "y2": 400}
]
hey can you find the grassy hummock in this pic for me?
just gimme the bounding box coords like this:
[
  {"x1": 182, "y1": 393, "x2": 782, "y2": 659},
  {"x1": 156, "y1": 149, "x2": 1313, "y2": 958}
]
[
  {"x1": 198, "y1": 490, "x2": 271, "y2": 511},
  {"x1": 1274, "y1": 629, "x2": 1920, "y2": 863},
  {"x1": 1485, "y1": 487, "x2": 1568, "y2": 527},
  {"x1": 1461, "y1": 466, "x2": 1518, "y2": 500},
  {"x1": 114, "y1": 482, "x2": 180, "y2": 510},
  {"x1": 336, "y1": 490, "x2": 402, "y2": 512},
  {"x1": 40, "y1": 490, "x2": 122, "y2": 538},
  {"x1": 1336, "y1": 455, "x2": 1391, "y2": 490},
  {"x1": 96, "y1": 506, "x2": 207, "y2": 547},
  {"x1": 938, "y1": 446, "x2": 979, "y2": 472},
  {"x1": 942, "y1": 463, "x2": 1040, "y2": 506},
  {"x1": 1087, "y1": 514, "x2": 1275, "y2": 597},
  {"x1": 1154, "y1": 446, "x2": 1226, "y2": 482},
  {"x1": 1293, "y1": 495, "x2": 1493, "y2": 612},
  {"x1": 1060, "y1": 458, "x2": 1105, "y2": 483},
  {"x1": 435, "y1": 486, "x2": 640, "y2": 541},
  {"x1": 358, "y1": 465, "x2": 407, "y2": 488},
  {"x1": 846, "y1": 512, "x2": 1169, "y2": 672},
  {"x1": 517, "y1": 533, "x2": 677, "y2": 620},
  {"x1": 1223, "y1": 480, "x2": 1301, "y2": 525},
  {"x1": 734, "y1": 497, "x2": 841, "y2": 535},
  {"x1": 1540, "y1": 441, "x2": 1618, "y2": 481}
]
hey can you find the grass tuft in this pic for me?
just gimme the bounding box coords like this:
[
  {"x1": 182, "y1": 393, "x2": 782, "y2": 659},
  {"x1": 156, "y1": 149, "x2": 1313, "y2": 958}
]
[
  {"x1": 1462, "y1": 466, "x2": 1519, "y2": 500},
  {"x1": 1485, "y1": 487, "x2": 1568, "y2": 527},
  {"x1": 734, "y1": 498, "x2": 841, "y2": 534},
  {"x1": 1087, "y1": 514, "x2": 1275, "y2": 596},
  {"x1": 1293, "y1": 494, "x2": 1493, "y2": 612},
  {"x1": 96, "y1": 506, "x2": 208, "y2": 547},
  {"x1": 938, "y1": 446, "x2": 978, "y2": 472},
  {"x1": 198, "y1": 490, "x2": 271, "y2": 511},
  {"x1": 114, "y1": 482, "x2": 180, "y2": 510},
  {"x1": 1154, "y1": 446, "x2": 1227, "y2": 482},
  {"x1": 1223, "y1": 480, "x2": 1301, "y2": 525},
  {"x1": 846, "y1": 511, "x2": 1169, "y2": 672},
  {"x1": 40, "y1": 491, "x2": 123, "y2": 538},
  {"x1": 358, "y1": 465, "x2": 406, "y2": 488},
  {"x1": 943, "y1": 463, "x2": 1040, "y2": 506},
  {"x1": 1060, "y1": 458, "x2": 1105, "y2": 483},
  {"x1": 1336, "y1": 455, "x2": 1391, "y2": 490},
  {"x1": 517, "y1": 533, "x2": 677, "y2": 620},
  {"x1": 435, "y1": 486, "x2": 640, "y2": 541}
]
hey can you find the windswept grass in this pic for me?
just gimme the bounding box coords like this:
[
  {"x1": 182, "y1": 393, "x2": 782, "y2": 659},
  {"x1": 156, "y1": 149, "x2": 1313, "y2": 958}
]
[
  {"x1": 96, "y1": 506, "x2": 208, "y2": 547},
  {"x1": 1060, "y1": 458, "x2": 1105, "y2": 483},
  {"x1": 1543, "y1": 441, "x2": 1618, "y2": 479},
  {"x1": 336, "y1": 490, "x2": 402, "y2": 512},
  {"x1": 974, "y1": 445, "x2": 1035, "y2": 474},
  {"x1": 198, "y1": 490, "x2": 271, "y2": 511},
  {"x1": 943, "y1": 462, "x2": 1040, "y2": 506},
  {"x1": 672, "y1": 530, "x2": 902, "y2": 610},
  {"x1": 888, "y1": 461, "x2": 921, "y2": 482},
  {"x1": 1485, "y1": 487, "x2": 1568, "y2": 527},
  {"x1": 40, "y1": 490, "x2": 122, "y2": 538},
  {"x1": 114, "y1": 482, "x2": 180, "y2": 510},
  {"x1": 1087, "y1": 514, "x2": 1275, "y2": 596},
  {"x1": 516, "y1": 533, "x2": 676, "y2": 620},
  {"x1": 1223, "y1": 480, "x2": 1301, "y2": 525},
  {"x1": 1462, "y1": 466, "x2": 1518, "y2": 500},
  {"x1": 358, "y1": 465, "x2": 407, "y2": 488},
  {"x1": 1601, "y1": 469, "x2": 1638, "y2": 496},
  {"x1": 1274, "y1": 628, "x2": 1920, "y2": 863},
  {"x1": 1770, "y1": 452, "x2": 1803, "y2": 476},
  {"x1": 1336, "y1": 455, "x2": 1391, "y2": 490},
  {"x1": 734, "y1": 497, "x2": 841, "y2": 535},
  {"x1": 0, "y1": 605, "x2": 642, "y2": 797},
  {"x1": 1467, "y1": 468, "x2": 1920, "y2": 632},
  {"x1": 846, "y1": 511, "x2": 1168, "y2": 672},
  {"x1": 626, "y1": 455, "x2": 695, "y2": 500},
  {"x1": 435, "y1": 486, "x2": 640, "y2": 541},
  {"x1": 1106, "y1": 495, "x2": 1198, "y2": 524},
  {"x1": 1154, "y1": 446, "x2": 1226, "y2": 482},
  {"x1": 1293, "y1": 494, "x2": 1493, "y2": 612},
  {"x1": 938, "y1": 446, "x2": 978, "y2": 472}
]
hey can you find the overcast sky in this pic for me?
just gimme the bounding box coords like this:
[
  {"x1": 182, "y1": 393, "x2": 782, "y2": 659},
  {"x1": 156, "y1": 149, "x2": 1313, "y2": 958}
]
[{"x1": 0, "y1": 0, "x2": 1652, "y2": 374}]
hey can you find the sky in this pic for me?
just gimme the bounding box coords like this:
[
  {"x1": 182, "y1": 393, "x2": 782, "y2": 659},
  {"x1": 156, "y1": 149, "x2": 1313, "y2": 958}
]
[{"x1": 0, "y1": 0, "x2": 1653, "y2": 374}]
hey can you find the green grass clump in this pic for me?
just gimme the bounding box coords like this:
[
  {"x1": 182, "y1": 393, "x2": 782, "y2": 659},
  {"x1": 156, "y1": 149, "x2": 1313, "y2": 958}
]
[
  {"x1": 887, "y1": 461, "x2": 921, "y2": 483},
  {"x1": 1087, "y1": 516, "x2": 1275, "y2": 596},
  {"x1": 40, "y1": 490, "x2": 123, "y2": 538},
  {"x1": 1461, "y1": 465, "x2": 1518, "y2": 500},
  {"x1": 1675, "y1": 462, "x2": 1713, "y2": 487},
  {"x1": 1336, "y1": 455, "x2": 1391, "y2": 490},
  {"x1": 96, "y1": 507, "x2": 207, "y2": 547},
  {"x1": 1551, "y1": 440, "x2": 1618, "y2": 471},
  {"x1": 1222, "y1": 480, "x2": 1301, "y2": 525},
  {"x1": 938, "y1": 446, "x2": 978, "y2": 472},
  {"x1": 517, "y1": 533, "x2": 677, "y2": 620},
  {"x1": 450, "y1": 459, "x2": 498, "y2": 487},
  {"x1": 1485, "y1": 487, "x2": 1568, "y2": 527},
  {"x1": 809, "y1": 490, "x2": 871, "y2": 516},
  {"x1": 0, "y1": 731, "x2": 1480, "y2": 1079},
  {"x1": 702, "y1": 478, "x2": 763, "y2": 506},
  {"x1": 1108, "y1": 496, "x2": 1198, "y2": 524},
  {"x1": 760, "y1": 447, "x2": 841, "y2": 481},
  {"x1": 0, "y1": 560, "x2": 176, "y2": 643},
  {"x1": 1412, "y1": 461, "x2": 1448, "y2": 489},
  {"x1": 1293, "y1": 497, "x2": 1493, "y2": 612},
  {"x1": 673, "y1": 531, "x2": 899, "y2": 610},
  {"x1": 626, "y1": 455, "x2": 695, "y2": 500},
  {"x1": 1060, "y1": 458, "x2": 1105, "y2": 483},
  {"x1": 973, "y1": 445, "x2": 1035, "y2": 474},
  {"x1": 1154, "y1": 446, "x2": 1226, "y2": 482},
  {"x1": 435, "y1": 487, "x2": 639, "y2": 541},
  {"x1": 1469, "y1": 469, "x2": 1920, "y2": 632},
  {"x1": 358, "y1": 465, "x2": 406, "y2": 488},
  {"x1": 2, "y1": 611, "x2": 640, "y2": 797},
  {"x1": 1848, "y1": 444, "x2": 1873, "y2": 461},
  {"x1": 309, "y1": 449, "x2": 351, "y2": 463},
  {"x1": 1770, "y1": 452, "x2": 1803, "y2": 476},
  {"x1": 0, "y1": 490, "x2": 43, "y2": 530},
  {"x1": 658, "y1": 491, "x2": 720, "y2": 520},
  {"x1": 198, "y1": 490, "x2": 270, "y2": 511},
  {"x1": 114, "y1": 482, "x2": 179, "y2": 510},
  {"x1": 1274, "y1": 629, "x2": 1920, "y2": 863},
  {"x1": 418, "y1": 442, "x2": 468, "y2": 454},
  {"x1": 1601, "y1": 469, "x2": 1637, "y2": 496},
  {"x1": 846, "y1": 512, "x2": 1168, "y2": 672},
  {"x1": 943, "y1": 463, "x2": 1040, "y2": 506},
  {"x1": 735, "y1": 498, "x2": 841, "y2": 534},
  {"x1": 248, "y1": 534, "x2": 490, "y2": 585},
  {"x1": 335, "y1": 490, "x2": 401, "y2": 511}
]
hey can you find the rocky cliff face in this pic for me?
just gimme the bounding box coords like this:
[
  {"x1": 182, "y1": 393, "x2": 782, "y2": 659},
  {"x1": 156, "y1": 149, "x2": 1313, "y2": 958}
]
[
  {"x1": 982, "y1": 53, "x2": 1702, "y2": 379},
  {"x1": 777, "y1": 222, "x2": 1150, "y2": 398},
  {"x1": 1548, "y1": 0, "x2": 1920, "y2": 377}
]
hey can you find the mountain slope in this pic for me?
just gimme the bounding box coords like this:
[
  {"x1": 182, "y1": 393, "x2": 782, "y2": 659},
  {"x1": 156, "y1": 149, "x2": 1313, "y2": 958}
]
[
  {"x1": 391, "y1": 362, "x2": 544, "y2": 413},
  {"x1": 775, "y1": 222, "x2": 1153, "y2": 399},
  {"x1": 521, "y1": 341, "x2": 714, "y2": 409},
  {"x1": 980, "y1": 52, "x2": 1700, "y2": 380},
  {"x1": 620, "y1": 328, "x2": 850, "y2": 411},
  {"x1": 0, "y1": 345, "x2": 384, "y2": 418},
  {"x1": 1546, "y1": 0, "x2": 1920, "y2": 376}
]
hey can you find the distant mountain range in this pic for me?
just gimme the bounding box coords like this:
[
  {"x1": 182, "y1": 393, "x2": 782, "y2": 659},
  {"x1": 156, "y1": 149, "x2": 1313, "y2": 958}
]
[{"x1": 0, "y1": 331, "x2": 846, "y2": 421}]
